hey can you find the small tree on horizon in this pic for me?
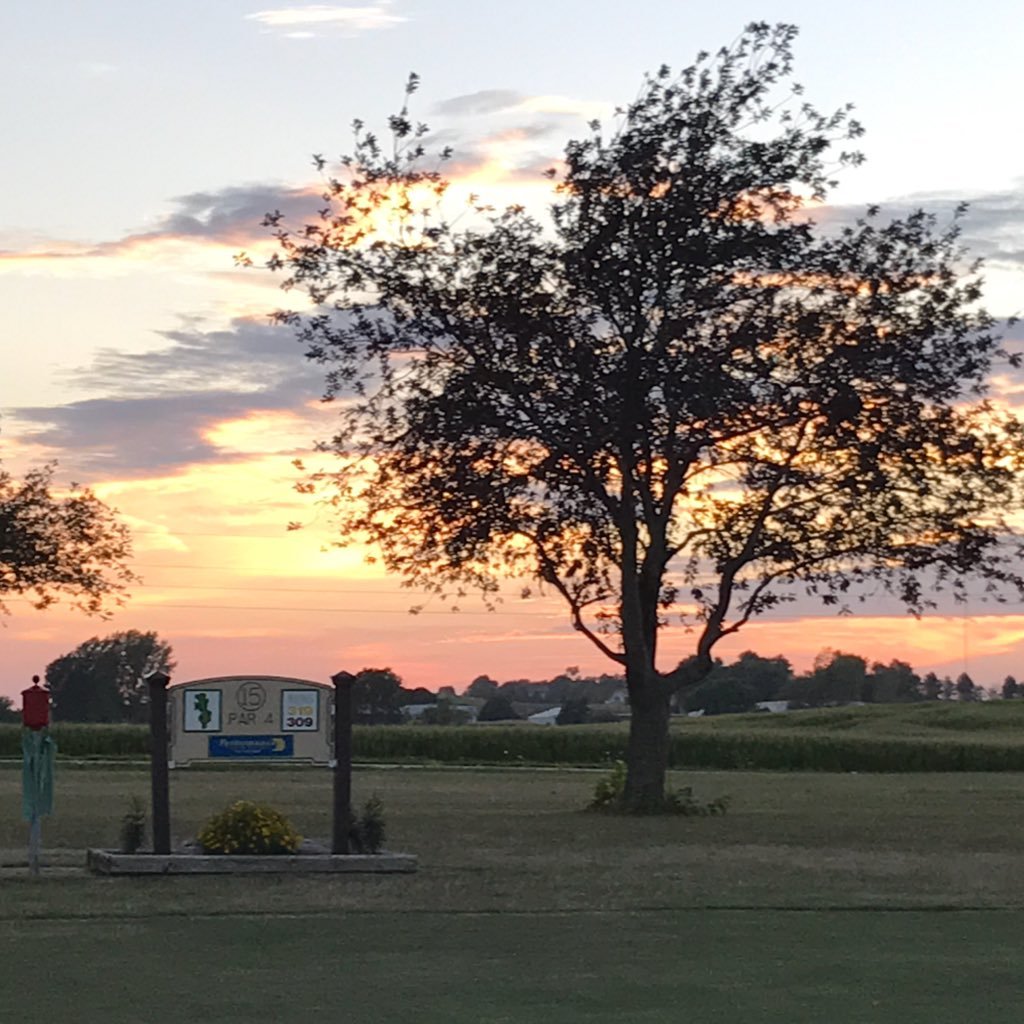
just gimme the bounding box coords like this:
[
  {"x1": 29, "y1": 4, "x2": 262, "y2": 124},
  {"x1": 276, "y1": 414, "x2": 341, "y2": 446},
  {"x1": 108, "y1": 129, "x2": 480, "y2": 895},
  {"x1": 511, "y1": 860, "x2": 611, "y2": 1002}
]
[
  {"x1": 955, "y1": 672, "x2": 980, "y2": 702},
  {"x1": 0, "y1": 696, "x2": 18, "y2": 724},
  {"x1": 478, "y1": 695, "x2": 520, "y2": 722},
  {"x1": 464, "y1": 674, "x2": 499, "y2": 699},
  {"x1": 556, "y1": 695, "x2": 591, "y2": 725},
  {"x1": 352, "y1": 667, "x2": 406, "y2": 724},
  {"x1": 261, "y1": 23, "x2": 1024, "y2": 809}
]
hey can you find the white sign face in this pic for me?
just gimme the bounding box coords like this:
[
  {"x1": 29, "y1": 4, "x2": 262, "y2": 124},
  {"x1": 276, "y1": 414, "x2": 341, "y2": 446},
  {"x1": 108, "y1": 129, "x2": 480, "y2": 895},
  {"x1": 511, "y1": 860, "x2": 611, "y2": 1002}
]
[
  {"x1": 282, "y1": 689, "x2": 319, "y2": 732},
  {"x1": 183, "y1": 689, "x2": 222, "y2": 732}
]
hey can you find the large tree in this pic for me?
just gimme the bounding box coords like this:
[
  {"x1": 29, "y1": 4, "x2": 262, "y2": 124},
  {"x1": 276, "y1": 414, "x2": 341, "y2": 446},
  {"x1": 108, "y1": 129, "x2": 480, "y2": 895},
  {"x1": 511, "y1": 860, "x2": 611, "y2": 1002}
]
[
  {"x1": 46, "y1": 630, "x2": 175, "y2": 723},
  {"x1": 0, "y1": 462, "x2": 134, "y2": 615},
  {"x1": 259, "y1": 24, "x2": 1024, "y2": 808}
]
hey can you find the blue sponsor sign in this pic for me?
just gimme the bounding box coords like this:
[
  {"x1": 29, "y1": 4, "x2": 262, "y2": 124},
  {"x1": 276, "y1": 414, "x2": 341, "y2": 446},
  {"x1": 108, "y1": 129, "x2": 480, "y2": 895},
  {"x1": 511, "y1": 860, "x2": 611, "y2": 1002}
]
[{"x1": 208, "y1": 735, "x2": 294, "y2": 759}]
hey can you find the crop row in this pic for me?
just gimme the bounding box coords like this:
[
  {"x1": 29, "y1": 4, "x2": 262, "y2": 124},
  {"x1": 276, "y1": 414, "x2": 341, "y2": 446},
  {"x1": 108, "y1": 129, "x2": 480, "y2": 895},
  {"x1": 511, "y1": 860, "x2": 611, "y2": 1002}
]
[{"x1": 3, "y1": 722, "x2": 1024, "y2": 772}]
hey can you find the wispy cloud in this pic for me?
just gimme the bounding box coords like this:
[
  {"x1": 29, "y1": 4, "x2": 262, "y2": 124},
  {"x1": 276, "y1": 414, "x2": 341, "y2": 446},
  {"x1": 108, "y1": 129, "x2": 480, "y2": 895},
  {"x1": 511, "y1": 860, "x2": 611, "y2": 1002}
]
[
  {"x1": 80, "y1": 61, "x2": 118, "y2": 77},
  {"x1": 0, "y1": 184, "x2": 320, "y2": 273},
  {"x1": 246, "y1": 4, "x2": 406, "y2": 37},
  {"x1": 819, "y1": 184, "x2": 1024, "y2": 273},
  {"x1": 433, "y1": 90, "x2": 525, "y2": 118},
  {"x1": 435, "y1": 89, "x2": 612, "y2": 124},
  {"x1": 11, "y1": 318, "x2": 331, "y2": 475}
]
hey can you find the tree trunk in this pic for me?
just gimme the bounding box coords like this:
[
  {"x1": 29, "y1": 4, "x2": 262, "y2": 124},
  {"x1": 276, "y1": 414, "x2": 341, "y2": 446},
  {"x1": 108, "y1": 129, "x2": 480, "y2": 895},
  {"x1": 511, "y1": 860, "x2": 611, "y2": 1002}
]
[{"x1": 623, "y1": 676, "x2": 672, "y2": 810}]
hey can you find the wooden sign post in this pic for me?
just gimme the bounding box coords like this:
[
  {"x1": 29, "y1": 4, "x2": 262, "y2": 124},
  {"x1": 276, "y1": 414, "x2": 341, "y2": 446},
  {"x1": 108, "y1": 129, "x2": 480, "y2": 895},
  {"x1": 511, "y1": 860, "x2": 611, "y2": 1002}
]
[
  {"x1": 331, "y1": 670, "x2": 355, "y2": 854},
  {"x1": 147, "y1": 671, "x2": 357, "y2": 855},
  {"x1": 147, "y1": 671, "x2": 172, "y2": 855}
]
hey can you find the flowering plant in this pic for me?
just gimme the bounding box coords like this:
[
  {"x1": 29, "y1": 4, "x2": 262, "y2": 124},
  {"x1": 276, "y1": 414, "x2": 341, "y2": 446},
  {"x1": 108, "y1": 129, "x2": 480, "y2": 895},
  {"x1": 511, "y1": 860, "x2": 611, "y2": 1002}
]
[{"x1": 197, "y1": 800, "x2": 301, "y2": 855}]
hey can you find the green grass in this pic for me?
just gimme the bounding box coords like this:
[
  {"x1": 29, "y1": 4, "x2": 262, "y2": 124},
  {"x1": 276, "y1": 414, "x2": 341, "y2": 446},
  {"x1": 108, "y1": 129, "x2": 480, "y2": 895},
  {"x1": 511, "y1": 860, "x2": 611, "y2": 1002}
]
[
  {"x1": 4, "y1": 765, "x2": 1024, "y2": 914},
  {"x1": 2, "y1": 910, "x2": 1022, "y2": 1024},
  {"x1": 687, "y1": 700, "x2": 1024, "y2": 736},
  {"x1": 2, "y1": 765, "x2": 1024, "y2": 1021}
]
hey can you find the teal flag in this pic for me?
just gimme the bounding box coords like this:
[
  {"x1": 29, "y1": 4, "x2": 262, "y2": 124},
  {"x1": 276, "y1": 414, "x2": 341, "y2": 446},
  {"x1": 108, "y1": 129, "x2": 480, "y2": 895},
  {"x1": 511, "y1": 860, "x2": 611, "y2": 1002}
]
[{"x1": 21, "y1": 729, "x2": 57, "y2": 822}]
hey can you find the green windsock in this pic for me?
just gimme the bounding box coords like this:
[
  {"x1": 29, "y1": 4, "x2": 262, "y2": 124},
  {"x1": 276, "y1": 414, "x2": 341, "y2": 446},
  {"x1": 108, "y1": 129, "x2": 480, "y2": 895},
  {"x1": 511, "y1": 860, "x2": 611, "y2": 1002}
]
[{"x1": 22, "y1": 728, "x2": 57, "y2": 822}]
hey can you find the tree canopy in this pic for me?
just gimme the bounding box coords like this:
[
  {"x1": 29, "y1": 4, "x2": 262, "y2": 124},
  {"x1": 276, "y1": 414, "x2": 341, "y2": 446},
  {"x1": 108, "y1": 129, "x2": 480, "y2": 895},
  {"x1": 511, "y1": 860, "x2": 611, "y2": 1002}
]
[
  {"x1": 0, "y1": 462, "x2": 134, "y2": 616},
  {"x1": 46, "y1": 630, "x2": 174, "y2": 723},
  {"x1": 261, "y1": 23, "x2": 1024, "y2": 807}
]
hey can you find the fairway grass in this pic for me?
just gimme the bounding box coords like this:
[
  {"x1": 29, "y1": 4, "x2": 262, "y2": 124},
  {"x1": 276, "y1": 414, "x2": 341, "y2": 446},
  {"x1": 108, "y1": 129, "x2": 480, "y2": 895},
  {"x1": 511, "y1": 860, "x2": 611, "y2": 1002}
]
[
  {"x1": 3, "y1": 766, "x2": 1024, "y2": 915},
  {"x1": 1, "y1": 910, "x2": 1021, "y2": 1024},
  {"x1": 2, "y1": 767, "x2": 1024, "y2": 1021}
]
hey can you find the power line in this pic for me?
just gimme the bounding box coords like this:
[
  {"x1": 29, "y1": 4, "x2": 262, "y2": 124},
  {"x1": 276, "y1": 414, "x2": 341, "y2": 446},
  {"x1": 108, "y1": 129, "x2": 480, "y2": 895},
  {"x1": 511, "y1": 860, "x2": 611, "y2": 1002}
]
[
  {"x1": 138, "y1": 582, "x2": 436, "y2": 596},
  {"x1": 140, "y1": 603, "x2": 554, "y2": 616},
  {"x1": 130, "y1": 576, "x2": 565, "y2": 605},
  {"x1": 131, "y1": 530, "x2": 299, "y2": 539},
  {"x1": 6, "y1": 598, "x2": 560, "y2": 617},
  {"x1": 132, "y1": 562, "x2": 344, "y2": 572}
]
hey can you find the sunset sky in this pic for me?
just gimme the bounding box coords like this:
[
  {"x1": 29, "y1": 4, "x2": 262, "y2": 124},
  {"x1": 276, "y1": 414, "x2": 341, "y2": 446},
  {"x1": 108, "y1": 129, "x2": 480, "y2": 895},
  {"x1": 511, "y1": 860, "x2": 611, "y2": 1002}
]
[{"x1": 2, "y1": 0, "x2": 1023, "y2": 698}]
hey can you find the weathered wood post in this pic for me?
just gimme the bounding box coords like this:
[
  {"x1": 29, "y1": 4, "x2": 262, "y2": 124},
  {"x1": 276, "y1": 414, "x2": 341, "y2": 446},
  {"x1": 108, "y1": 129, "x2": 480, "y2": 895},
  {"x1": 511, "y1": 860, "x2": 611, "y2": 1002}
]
[
  {"x1": 147, "y1": 670, "x2": 171, "y2": 854},
  {"x1": 331, "y1": 670, "x2": 355, "y2": 854}
]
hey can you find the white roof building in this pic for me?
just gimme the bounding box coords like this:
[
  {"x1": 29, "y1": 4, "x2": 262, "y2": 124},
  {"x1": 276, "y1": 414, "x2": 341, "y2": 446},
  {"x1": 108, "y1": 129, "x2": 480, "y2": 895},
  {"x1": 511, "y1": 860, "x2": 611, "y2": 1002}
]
[{"x1": 527, "y1": 707, "x2": 562, "y2": 725}]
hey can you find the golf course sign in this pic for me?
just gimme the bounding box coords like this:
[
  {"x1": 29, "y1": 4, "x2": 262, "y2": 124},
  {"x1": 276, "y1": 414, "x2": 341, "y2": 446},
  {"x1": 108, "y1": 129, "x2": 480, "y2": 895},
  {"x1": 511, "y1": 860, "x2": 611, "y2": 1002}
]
[{"x1": 168, "y1": 676, "x2": 334, "y2": 766}]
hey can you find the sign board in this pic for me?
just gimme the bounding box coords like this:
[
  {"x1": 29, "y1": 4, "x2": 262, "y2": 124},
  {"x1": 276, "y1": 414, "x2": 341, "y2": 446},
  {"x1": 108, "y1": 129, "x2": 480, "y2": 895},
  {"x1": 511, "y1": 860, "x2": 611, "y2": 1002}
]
[{"x1": 168, "y1": 676, "x2": 334, "y2": 767}]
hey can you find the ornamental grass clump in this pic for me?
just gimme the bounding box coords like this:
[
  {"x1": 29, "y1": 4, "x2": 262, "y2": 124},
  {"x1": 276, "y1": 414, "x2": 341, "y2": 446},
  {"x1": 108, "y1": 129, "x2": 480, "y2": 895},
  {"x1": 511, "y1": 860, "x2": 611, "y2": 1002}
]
[
  {"x1": 349, "y1": 795, "x2": 386, "y2": 854},
  {"x1": 197, "y1": 800, "x2": 302, "y2": 855},
  {"x1": 119, "y1": 796, "x2": 147, "y2": 854}
]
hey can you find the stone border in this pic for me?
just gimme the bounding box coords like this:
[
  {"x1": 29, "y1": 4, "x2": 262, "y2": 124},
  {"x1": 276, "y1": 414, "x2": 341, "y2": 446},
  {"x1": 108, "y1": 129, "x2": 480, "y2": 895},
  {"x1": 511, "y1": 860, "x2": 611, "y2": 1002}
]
[{"x1": 86, "y1": 848, "x2": 418, "y2": 875}]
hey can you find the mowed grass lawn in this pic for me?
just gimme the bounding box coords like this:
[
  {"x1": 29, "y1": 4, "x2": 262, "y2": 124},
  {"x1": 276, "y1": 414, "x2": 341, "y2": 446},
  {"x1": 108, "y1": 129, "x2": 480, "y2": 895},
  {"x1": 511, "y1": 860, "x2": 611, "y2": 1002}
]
[{"x1": 2, "y1": 766, "x2": 1024, "y2": 1021}]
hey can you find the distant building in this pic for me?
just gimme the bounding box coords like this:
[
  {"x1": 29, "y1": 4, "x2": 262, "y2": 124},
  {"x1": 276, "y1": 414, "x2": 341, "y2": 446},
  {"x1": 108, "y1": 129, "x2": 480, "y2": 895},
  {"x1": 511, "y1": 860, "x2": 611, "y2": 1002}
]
[
  {"x1": 754, "y1": 701, "x2": 790, "y2": 714},
  {"x1": 403, "y1": 703, "x2": 434, "y2": 720},
  {"x1": 403, "y1": 701, "x2": 480, "y2": 722},
  {"x1": 527, "y1": 707, "x2": 561, "y2": 725}
]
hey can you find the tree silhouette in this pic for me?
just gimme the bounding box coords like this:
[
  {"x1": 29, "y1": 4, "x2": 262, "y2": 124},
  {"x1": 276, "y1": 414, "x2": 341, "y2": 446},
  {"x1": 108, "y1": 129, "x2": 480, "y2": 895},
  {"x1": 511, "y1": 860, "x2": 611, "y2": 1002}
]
[
  {"x1": 262, "y1": 23, "x2": 1024, "y2": 808},
  {"x1": 46, "y1": 630, "x2": 174, "y2": 723},
  {"x1": 352, "y1": 667, "x2": 406, "y2": 724},
  {"x1": 1, "y1": 462, "x2": 134, "y2": 616}
]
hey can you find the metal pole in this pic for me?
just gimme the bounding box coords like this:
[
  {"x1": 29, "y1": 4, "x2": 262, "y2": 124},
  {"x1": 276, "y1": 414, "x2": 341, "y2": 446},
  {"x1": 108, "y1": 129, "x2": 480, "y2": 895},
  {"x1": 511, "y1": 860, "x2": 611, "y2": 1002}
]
[
  {"x1": 28, "y1": 815, "x2": 40, "y2": 876},
  {"x1": 148, "y1": 671, "x2": 171, "y2": 854},
  {"x1": 331, "y1": 671, "x2": 355, "y2": 854}
]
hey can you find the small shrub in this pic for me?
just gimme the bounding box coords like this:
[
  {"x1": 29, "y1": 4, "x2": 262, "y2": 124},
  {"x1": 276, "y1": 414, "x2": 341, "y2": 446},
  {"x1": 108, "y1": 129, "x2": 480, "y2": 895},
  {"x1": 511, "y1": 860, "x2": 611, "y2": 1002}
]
[
  {"x1": 119, "y1": 796, "x2": 147, "y2": 853},
  {"x1": 590, "y1": 760, "x2": 628, "y2": 809},
  {"x1": 664, "y1": 786, "x2": 731, "y2": 817},
  {"x1": 197, "y1": 800, "x2": 302, "y2": 855},
  {"x1": 588, "y1": 760, "x2": 729, "y2": 816},
  {"x1": 349, "y1": 795, "x2": 387, "y2": 854}
]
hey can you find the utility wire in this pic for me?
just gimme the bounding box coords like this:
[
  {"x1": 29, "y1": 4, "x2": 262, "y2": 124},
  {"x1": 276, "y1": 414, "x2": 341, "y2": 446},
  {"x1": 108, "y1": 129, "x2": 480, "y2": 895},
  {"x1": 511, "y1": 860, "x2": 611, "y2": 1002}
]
[{"x1": 5, "y1": 598, "x2": 559, "y2": 617}]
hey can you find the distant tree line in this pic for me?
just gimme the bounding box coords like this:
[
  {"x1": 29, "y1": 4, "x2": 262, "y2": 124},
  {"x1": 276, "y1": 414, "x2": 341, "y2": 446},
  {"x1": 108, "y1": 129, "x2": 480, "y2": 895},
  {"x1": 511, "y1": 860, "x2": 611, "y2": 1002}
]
[
  {"x1": 11, "y1": 638, "x2": 1014, "y2": 725},
  {"x1": 463, "y1": 668, "x2": 626, "y2": 705},
  {"x1": 459, "y1": 652, "x2": 1008, "y2": 716},
  {"x1": 676, "y1": 650, "x2": 999, "y2": 714},
  {"x1": 347, "y1": 651, "x2": 1012, "y2": 725}
]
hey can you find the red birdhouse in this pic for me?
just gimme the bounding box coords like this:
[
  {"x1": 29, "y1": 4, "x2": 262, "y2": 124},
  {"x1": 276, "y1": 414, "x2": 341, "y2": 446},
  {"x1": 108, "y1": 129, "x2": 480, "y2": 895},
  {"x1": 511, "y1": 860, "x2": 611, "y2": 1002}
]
[{"x1": 21, "y1": 676, "x2": 50, "y2": 730}]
